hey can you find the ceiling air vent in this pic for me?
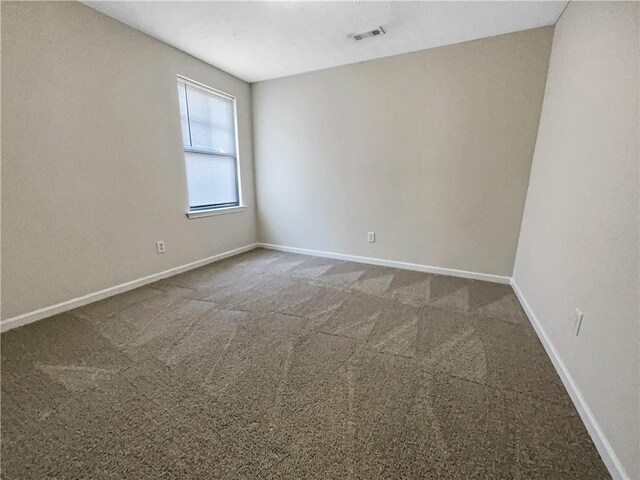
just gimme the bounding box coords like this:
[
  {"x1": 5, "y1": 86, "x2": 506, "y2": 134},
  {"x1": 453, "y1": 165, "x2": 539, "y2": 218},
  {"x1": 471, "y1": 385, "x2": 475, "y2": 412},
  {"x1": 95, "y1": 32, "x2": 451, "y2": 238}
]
[{"x1": 349, "y1": 26, "x2": 385, "y2": 41}]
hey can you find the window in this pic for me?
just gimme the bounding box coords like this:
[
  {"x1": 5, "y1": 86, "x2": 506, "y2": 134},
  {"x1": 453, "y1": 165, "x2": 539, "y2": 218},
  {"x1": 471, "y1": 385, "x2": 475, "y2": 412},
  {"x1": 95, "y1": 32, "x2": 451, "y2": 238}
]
[{"x1": 177, "y1": 76, "x2": 242, "y2": 216}]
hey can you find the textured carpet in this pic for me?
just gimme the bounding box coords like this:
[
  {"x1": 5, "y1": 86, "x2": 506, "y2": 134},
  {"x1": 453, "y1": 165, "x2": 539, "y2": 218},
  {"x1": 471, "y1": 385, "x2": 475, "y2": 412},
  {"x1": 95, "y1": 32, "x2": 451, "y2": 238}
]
[{"x1": 1, "y1": 248, "x2": 609, "y2": 479}]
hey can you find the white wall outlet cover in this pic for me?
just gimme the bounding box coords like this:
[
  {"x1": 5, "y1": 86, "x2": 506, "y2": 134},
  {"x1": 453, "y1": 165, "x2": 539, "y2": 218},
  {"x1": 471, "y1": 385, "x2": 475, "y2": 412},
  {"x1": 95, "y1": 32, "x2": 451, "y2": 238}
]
[
  {"x1": 156, "y1": 241, "x2": 166, "y2": 254},
  {"x1": 573, "y1": 308, "x2": 583, "y2": 336},
  {"x1": 368, "y1": 232, "x2": 375, "y2": 243}
]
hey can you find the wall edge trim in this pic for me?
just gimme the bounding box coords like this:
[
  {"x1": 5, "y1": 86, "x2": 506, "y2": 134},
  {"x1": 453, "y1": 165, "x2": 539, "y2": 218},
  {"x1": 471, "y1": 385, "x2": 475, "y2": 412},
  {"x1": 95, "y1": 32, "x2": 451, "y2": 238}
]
[
  {"x1": 510, "y1": 278, "x2": 629, "y2": 480},
  {"x1": 0, "y1": 243, "x2": 260, "y2": 333},
  {"x1": 258, "y1": 242, "x2": 511, "y2": 283}
]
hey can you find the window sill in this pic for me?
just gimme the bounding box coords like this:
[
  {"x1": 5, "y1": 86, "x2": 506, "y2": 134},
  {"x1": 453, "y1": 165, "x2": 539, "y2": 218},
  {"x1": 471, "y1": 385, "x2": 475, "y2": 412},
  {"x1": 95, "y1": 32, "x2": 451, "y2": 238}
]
[{"x1": 186, "y1": 205, "x2": 246, "y2": 219}]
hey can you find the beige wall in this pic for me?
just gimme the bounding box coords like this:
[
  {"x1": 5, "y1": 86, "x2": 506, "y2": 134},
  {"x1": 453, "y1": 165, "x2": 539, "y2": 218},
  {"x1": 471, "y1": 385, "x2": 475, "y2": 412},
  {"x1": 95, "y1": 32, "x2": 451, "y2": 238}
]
[
  {"x1": 252, "y1": 27, "x2": 553, "y2": 277},
  {"x1": 1, "y1": 1, "x2": 257, "y2": 320},
  {"x1": 3, "y1": 2, "x2": 638, "y2": 475},
  {"x1": 513, "y1": 2, "x2": 639, "y2": 479}
]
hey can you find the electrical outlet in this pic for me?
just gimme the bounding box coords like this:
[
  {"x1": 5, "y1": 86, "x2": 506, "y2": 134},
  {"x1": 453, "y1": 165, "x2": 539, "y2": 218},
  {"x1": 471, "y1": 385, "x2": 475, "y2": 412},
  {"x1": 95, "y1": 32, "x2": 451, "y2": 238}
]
[
  {"x1": 368, "y1": 232, "x2": 375, "y2": 243},
  {"x1": 573, "y1": 308, "x2": 583, "y2": 336},
  {"x1": 156, "y1": 240, "x2": 166, "y2": 254}
]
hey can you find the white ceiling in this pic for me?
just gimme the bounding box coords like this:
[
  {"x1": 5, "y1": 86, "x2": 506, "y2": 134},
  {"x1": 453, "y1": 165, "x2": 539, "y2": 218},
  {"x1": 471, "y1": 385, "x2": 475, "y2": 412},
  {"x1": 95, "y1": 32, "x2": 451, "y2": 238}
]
[{"x1": 84, "y1": 1, "x2": 568, "y2": 83}]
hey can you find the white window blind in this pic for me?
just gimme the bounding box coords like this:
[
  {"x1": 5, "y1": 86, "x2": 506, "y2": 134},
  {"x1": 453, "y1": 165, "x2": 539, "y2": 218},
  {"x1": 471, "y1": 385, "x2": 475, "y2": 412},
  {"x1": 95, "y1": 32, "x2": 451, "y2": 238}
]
[{"x1": 177, "y1": 77, "x2": 240, "y2": 211}]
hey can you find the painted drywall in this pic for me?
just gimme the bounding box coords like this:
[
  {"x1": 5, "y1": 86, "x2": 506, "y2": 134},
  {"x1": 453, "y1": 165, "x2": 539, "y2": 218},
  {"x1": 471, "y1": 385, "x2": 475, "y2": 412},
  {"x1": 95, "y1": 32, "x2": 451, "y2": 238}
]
[
  {"x1": 1, "y1": 1, "x2": 257, "y2": 321},
  {"x1": 252, "y1": 27, "x2": 553, "y2": 277},
  {"x1": 512, "y1": 2, "x2": 639, "y2": 478}
]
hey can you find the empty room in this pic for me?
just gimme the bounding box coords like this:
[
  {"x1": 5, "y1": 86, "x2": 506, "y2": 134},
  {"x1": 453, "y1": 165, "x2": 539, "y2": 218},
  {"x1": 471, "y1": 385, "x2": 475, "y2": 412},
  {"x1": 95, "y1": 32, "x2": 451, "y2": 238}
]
[{"x1": 1, "y1": 0, "x2": 638, "y2": 478}]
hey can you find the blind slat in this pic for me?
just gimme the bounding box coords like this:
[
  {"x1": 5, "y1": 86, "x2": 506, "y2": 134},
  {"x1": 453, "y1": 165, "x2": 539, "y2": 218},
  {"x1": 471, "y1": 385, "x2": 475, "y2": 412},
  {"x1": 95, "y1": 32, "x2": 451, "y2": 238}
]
[
  {"x1": 177, "y1": 84, "x2": 191, "y2": 146},
  {"x1": 184, "y1": 152, "x2": 238, "y2": 209},
  {"x1": 177, "y1": 81, "x2": 236, "y2": 155},
  {"x1": 177, "y1": 78, "x2": 239, "y2": 209}
]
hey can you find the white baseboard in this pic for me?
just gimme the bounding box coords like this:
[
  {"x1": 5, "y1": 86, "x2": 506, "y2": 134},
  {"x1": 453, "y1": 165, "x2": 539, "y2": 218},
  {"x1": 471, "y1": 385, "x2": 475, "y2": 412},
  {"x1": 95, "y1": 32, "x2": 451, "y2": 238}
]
[
  {"x1": 510, "y1": 279, "x2": 628, "y2": 480},
  {"x1": 257, "y1": 243, "x2": 511, "y2": 284},
  {"x1": 0, "y1": 238, "x2": 628, "y2": 479},
  {"x1": 1, "y1": 242, "x2": 507, "y2": 332},
  {"x1": 0, "y1": 243, "x2": 259, "y2": 333}
]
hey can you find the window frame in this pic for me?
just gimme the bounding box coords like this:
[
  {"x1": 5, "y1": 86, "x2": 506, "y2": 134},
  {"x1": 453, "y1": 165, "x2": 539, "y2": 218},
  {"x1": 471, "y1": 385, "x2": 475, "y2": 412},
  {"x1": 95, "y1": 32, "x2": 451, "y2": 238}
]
[{"x1": 177, "y1": 75, "x2": 244, "y2": 218}]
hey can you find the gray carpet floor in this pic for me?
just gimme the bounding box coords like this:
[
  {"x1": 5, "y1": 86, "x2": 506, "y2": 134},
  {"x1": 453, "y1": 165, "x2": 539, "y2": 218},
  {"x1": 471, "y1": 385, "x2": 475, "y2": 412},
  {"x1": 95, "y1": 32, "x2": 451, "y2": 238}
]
[{"x1": 1, "y1": 248, "x2": 609, "y2": 479}]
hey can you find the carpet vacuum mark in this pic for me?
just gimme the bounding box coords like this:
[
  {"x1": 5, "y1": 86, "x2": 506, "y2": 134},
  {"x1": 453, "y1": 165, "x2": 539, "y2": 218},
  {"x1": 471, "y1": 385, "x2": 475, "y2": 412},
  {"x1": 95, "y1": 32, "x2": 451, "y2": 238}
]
[{"x1": 1, "y1": 249, "x2": 609, "y2": 479}]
